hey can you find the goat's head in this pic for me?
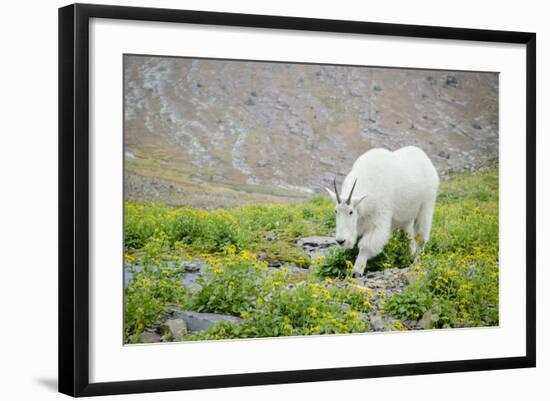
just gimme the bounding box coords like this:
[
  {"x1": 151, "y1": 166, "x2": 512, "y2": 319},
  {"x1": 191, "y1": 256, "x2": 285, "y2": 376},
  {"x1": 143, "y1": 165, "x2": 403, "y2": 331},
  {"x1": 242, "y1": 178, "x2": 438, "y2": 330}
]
[{"x1": 325, "y1": 177, "x2": 367, "y2": 249}]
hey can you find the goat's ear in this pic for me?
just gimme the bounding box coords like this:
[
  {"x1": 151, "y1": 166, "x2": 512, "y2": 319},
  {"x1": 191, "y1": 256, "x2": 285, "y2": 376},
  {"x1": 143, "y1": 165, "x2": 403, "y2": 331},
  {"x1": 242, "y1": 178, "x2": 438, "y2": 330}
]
[
  {"x1": 352, "y1": 195, "x2": 367, "y2": 207},
  {"x1": 325, "y1": 187, "x2": 338, "y2": 204}
]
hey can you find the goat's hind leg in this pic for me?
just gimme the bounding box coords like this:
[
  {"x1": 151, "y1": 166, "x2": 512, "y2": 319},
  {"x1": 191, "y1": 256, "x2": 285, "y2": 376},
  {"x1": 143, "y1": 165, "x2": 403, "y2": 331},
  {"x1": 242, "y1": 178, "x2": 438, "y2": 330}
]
[
  {"x1": 415, "y1": 199, "x2": 435, "y2": 247},
  {"x1": 403, "y1": 219, "x2": 417, "y2": 257},
  {"x1": 412, "y1": 199, "x2": 436, "y2": 262}
]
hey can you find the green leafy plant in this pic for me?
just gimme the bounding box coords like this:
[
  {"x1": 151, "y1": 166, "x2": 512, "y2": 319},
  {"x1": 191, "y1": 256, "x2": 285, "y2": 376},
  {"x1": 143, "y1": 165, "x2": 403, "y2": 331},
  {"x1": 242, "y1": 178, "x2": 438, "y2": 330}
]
[
  {"x1": 387, "y1": 251, "x2": 498, "y2": 328},
  {"x1": 314, "y1": 247, "x2": 357, "y2": 278},
  {"x1": 190, "y1": 248, "x2": 268, "y2": 315},
  {"x1": 172, "y1": 209, "x2": 247, "y2": 251},
  {"x1": 315, "y1": 229, "x2": 414, "y2": 278},
  {"x1": 185, "y1": 279, "x2": 370, "y2": 340},
  {"x1": 124, "y1": 264, "x2": 189, "y2": 343}
]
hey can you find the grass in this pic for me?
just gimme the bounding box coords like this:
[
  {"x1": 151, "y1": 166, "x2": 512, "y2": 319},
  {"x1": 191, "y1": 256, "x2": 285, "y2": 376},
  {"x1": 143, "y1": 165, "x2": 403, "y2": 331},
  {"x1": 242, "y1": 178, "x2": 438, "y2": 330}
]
[
  {"x1": 125, "y1": 141, "x2": 313, "y2": 208},
  {"x1": 124, "y1": 162, "x2": 499, "y2": 342}
]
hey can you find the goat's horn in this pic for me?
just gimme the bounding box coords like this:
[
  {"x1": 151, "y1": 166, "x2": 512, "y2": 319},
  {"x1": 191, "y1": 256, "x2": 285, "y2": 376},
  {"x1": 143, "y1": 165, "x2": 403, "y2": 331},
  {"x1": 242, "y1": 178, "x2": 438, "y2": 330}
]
[
  {"x1": 333, "y1": 177, "x2": 341, "y2": 204},
  {"x1": 346, "y1": 178, "x2": 357, "y2": 205}
]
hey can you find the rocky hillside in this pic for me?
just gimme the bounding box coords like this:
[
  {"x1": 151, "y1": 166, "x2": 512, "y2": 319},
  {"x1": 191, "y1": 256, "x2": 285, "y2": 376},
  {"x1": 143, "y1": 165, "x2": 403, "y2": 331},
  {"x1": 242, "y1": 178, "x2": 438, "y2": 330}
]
[{"x1": 124, "y1": 55, "x2": 498, "y2": 208}]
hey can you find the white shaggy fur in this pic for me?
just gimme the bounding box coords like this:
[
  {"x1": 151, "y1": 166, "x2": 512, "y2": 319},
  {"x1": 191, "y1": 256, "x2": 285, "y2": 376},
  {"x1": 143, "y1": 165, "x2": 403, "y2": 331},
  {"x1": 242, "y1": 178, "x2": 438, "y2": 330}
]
[{"x1": 326, "y1": 146, "x2": 439, "y2": 277}]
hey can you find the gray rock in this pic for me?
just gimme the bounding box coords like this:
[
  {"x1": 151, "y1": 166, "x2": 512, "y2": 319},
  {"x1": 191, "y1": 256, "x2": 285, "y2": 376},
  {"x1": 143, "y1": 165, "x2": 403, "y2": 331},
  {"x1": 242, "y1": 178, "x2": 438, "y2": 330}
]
[
  {"x1": 268, "y1": 264, "x2": 308, "y2": 274},
  {"x1": 445, "y1": 75, "x2": 459, "y2": 87},
  {"x1": 125, "y1": 260, "x2": 210, "y2": 289},
  {"x1": 266, "y1": 232, "x2": 277, "y2": 241},
  {"x1": 268, "y1": 259, "x2": 282, "y2": 268},
  {"x1": 161, "y1": 318, "x2": 188, "y2": 339},
  {"x1": 319, "y1": 157, "x2": 335, "y2": 167},
  {"x1": 339, "y1": 302, "x2": 352, "y2": 312},
  {"x1": 418, "y1": 309, "x2": 434, "y2": 330},
  {"x1": 141, "y1": 330, "x2": 162, "y2": 343},
  {"x1": 171, "y1": 310, "x2": 242, "y2": 332},
  {"x1": 256, "y1": 160, "x2": 270, "y2": 168},
  {"x1": 369, "y1": 314, "x2": 386, "y2": 331},
  {"x1": 183, "y1": 260, "x2": 206, "y2": 272},
  {"x1": 125, "y1": 150, "x2": 137, "y2": 159},
  {"x1": 297, "y1": 236, "x2": 336, "y2": 247},
  {"x1": 403, "y1": 320, "x2": 420, "y2": 330},
  {"x1": 275, "y1": 98, "x2": 289, "y2": 110}
]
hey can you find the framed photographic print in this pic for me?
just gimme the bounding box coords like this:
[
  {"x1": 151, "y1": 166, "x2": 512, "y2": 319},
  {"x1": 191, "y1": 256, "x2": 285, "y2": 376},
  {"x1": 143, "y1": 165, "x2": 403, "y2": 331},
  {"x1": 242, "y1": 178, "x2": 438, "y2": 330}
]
[{"x1": 58, "y1": 3, "x2": 536, "y2": 397}]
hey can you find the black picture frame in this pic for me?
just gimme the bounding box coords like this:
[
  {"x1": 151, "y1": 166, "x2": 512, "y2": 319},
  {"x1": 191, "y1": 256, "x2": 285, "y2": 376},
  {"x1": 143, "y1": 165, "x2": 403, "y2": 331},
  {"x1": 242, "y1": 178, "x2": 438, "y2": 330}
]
[{"x1": 58, "y1": 3, "x2": 536, "y2": 397}]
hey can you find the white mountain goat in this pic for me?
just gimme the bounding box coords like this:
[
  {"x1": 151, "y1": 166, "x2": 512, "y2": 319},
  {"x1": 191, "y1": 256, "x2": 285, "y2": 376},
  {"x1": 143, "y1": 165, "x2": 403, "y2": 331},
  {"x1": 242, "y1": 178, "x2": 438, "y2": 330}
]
[{"x1": 326, "y1": 146, "x2": 439, "y2": 277}]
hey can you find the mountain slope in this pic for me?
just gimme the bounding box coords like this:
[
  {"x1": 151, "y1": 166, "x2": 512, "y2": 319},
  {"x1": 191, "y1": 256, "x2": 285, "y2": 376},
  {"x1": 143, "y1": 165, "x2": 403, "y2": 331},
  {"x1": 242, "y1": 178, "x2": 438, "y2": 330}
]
[{"x1": 124, "y1": 55, "x2": 498, "y2": 208}]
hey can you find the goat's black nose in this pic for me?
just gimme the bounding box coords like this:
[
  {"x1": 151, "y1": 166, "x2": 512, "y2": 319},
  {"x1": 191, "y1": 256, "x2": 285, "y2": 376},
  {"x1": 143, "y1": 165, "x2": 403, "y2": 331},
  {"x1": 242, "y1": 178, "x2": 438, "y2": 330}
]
[{"x1": 336, "y1": 239, "x2": 345, "y2": 245}]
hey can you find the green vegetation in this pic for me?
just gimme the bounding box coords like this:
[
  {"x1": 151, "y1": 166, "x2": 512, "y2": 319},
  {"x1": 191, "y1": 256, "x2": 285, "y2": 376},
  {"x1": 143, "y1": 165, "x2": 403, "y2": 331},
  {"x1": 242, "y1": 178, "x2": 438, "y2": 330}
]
[
  {"x1": 186, "y1": 271, "x2": 370, "y2": 340},
  {"x1": 124, "y1": 163, "x2": 499, "y2": 342},
  {"x1": 190, "y1": 249, "x2": 269, "y2": 315},
  {"x1": 386, "y1": 163, "x2": 499, "y2": 328},
  {"x1": 315, "y1": 229, "x2": 415, "y2": 278},
  {"x1": 124, "y1": 264, "x2": 189, "y2": 343}
]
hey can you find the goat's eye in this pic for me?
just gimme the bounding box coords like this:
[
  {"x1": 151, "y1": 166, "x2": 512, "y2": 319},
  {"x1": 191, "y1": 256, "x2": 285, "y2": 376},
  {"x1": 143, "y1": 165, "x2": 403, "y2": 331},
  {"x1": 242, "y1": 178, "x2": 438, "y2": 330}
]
[
  {"x1": 334, "y1": 210, "x2": 337, "y2": 214},
  {"x1": 349, "y1": 211, "x2": 353, "y2": 215}
]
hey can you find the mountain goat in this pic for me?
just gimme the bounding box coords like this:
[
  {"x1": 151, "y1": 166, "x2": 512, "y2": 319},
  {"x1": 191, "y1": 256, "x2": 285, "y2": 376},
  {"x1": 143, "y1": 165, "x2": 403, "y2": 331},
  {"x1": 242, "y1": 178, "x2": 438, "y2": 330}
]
[{"x1": 326, "y1": 146, "x2": 439, "y2": 277}]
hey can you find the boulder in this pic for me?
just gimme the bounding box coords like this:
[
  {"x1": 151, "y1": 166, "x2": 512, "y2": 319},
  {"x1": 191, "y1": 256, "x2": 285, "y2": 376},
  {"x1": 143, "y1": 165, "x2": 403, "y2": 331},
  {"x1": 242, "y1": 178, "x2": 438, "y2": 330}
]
[
  {"x1": 369, "y1": 314, "x2": 386, "y2": 331},
  {"x1": 182, "y1": 259, "x2": 208, "y2": 272},
  {"x1": 418, "y1": 309, "x2": 434, "y2": 330},
  {"x1": 171, "y1": 310, "x2": 242, "y2": 333},
  {"x1": 160, "y1": 318, "x2": 188, "y2": 340},
  {"x1": 268, "y1": 259, "x2": 282, "y2": 268},
  {"x1": 141, "y1": 330, "x2": 162, "y2": 343},
  {"x1": 297, "y1": 236, "x2": 336, "y2": 247}
]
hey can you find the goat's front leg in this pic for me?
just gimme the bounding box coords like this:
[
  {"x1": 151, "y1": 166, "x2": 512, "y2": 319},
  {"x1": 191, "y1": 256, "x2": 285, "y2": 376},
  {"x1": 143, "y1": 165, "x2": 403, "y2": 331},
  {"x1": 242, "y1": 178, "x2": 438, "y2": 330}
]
[
  {"x1": 351, "y1": 245, "x2": 369, "y2": 277},
  {"x1": 351, "y1": 218, "x2": 392, "y2": 278}
]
